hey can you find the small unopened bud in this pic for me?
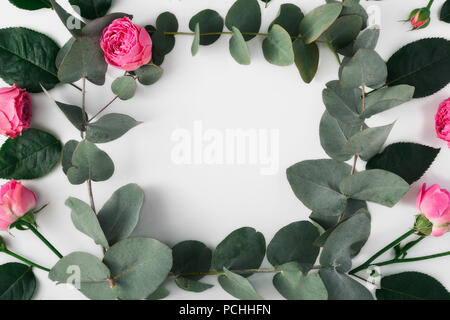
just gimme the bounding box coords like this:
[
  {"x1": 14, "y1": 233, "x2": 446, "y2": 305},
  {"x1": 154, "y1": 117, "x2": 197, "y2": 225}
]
[
  {"x1": 407, "y1": 6, "x2": 431, "y2": 30},
  {"x1": 414, "y1": 214, "x2": 433, "y2": 236}
]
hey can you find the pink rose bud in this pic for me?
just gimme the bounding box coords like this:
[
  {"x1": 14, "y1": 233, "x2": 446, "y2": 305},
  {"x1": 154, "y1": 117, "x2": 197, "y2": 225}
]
[
  {"x1": 408, "y1": 7, "x2": 431, "y2": 30},
  {"x1": 435, "y1": 98, "x2": 450, "y2": 147},
  {"x1": 416, "y1": 184, "x2": 450, "y2": 237},
  {"x1": 100, "y1": 17, "x2": 152, "y2": 71},
  {"x1": 0, "y1": 180, "x2": 37, "y2": 231},
  {"x1": 0, "y1": 84, "x2": 32, "y2": 139}
]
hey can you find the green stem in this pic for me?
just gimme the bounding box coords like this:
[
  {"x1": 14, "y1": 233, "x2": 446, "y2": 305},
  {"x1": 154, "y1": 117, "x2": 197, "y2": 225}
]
[
  {"x1": 21, "y1": 221, "x2": 63, "y2": 259},
  {"x1": 350, "y1": 229, "x2": 416, "y2": 274},
  {"x1": 374, "y1": 251, "x2": 450, "y2": 267},
  {"x1": 2, "y1": 249, "x2": 51, "y2": 272},
  {"x1": 426, "y1": 0, "x2": 434, "y2": 9}
]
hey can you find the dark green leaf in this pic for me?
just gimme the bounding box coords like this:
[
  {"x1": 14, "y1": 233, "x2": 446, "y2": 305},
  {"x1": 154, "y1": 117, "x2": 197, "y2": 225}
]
[
  {"x1": 97, "y1": 184, "x2": 145, "y2": 245},
  {"x1": 62, "y1": 140, "x2": 78, "y2": 174},
  {"x1": 287, "y1": 160, "x2": 351, "y2": 216},
  {"x1": 175, "y1": 278, "x2": 213, "y2": 293},
  {"x1": 377, "y1": 272, "x2": 450, "y2": 300},
  {"x1": 310, "y1": 199, "x2": 368, "y2": 231},
  {"x1": 103, "y1": 238, "x2": 172, "y2": 300},
  {"x1": 322, "y1": 15, "x2": 362, "y2": 51},
  {"x1": 267, "y1": 221, "x2": 319, "y2": 270},
  {"x1": 86, "y1": 113, "x2": 141, "y2": 144},
  {"x1": 172, "y1": 241, "x2": 212, "y2": 281},
  {"x1": 270, "y1": 4, "x2": 304, "y2": 37},
  {"x1": 225, "y1": 0, "x2": 261, "y2": 41},
  {"x1": 0, "y1": 27, "x2": 60, "y2": 92},
  {"x1": 65, "y1": 197, "x2": 109, "y2": 248},
  {"x1": 147, "y1": 286, "x2": 170, "y2": 300},
  {"x1": 319, "y1": 269, "x2": 373, "y2": 300},
  {"x1": 299, "y1": 3, "x2": 342, "y2": 44},
  {"x1": 218, "y1": 268, "x2": 262, "y2": 300},
  {"x1": 387, "y1": 38, "x2": 450, "y2": 98},
  {"x1": 134, "y1": 64, "x2": 163, "y2": 85},
  {"x1": 0, "y1": 263, "x2": 35, "y2": 300},
  {"x1": 229, "y1": 27, "x2": 251, "y2": 65},
  {"x1": 189, "y1": 9, "x2": 224, "y2": 45},
  {"x1": 212, "y1": 227, "x2": 265, "y2": 276},
  {"x1": 293, "y1": 38, "x2": 319, "y2": 83},
  {"x1": 151, "y1": 12, "x2": 178, "y2": 58},
  {"x1": 0, "y1": 128, "x2": 62, "y2": 179},
  {"x1": 8, "y1": 0, "x2": 51, "y2": 10},
  {"x1": 340, "y1": 0, "x2": 368, "y2": 29},
  {"x1": 441, "y1": 1, "x2": 450, "y2": 23},
  {"x1": 366, "y1": 143, "x2": 440, "y2": 184},
  {"x1": 340, "y1": 169, "x2": 410, "y2": 207},
  {"x1": 262, "y1": 24, "x2": 294, "y2": 66},
  {"x1": 69, "y1": 0, "x2": 112, "y2": 20},
  {"x1": 66, "y1": 140, "x2": 114, "y2": 184}
]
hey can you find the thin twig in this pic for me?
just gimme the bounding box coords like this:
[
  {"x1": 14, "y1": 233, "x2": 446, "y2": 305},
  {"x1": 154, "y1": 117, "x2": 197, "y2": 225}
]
[{"x1": 89, "y1": 95, "x2": 120, "y2": 122}]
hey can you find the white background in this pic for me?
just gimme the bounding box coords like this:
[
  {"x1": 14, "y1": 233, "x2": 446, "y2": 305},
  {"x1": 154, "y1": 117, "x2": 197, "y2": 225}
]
[{"x1": 0, "y1": 0, "x2": 449, "y2": 300}]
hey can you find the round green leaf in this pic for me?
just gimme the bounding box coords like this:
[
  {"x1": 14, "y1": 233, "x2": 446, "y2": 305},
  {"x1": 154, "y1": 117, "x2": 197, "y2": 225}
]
[
  {"x1": 175, "y1": 278, "x2": 213, "y2": 293},
  {"x1": 97, "y1": 184, "x2": 145, "y2": 245},
  {"x1": 172, "y1": 240, "x2": 212, "y2": 281},
  {"x1": 262, "y1": 24, "x2": 294, "y2": 66},
  {"x1": 111, "y1": 76, "x2": 136, "y2": 101},
  {"x1": 69, "y1": 0, "x2": 112, "y2": 20},
  {"x1": 62, "y1": 140, "x2": 78, "y2": 175},
  {"x1": 340, "y1": 0, "x2": 368, "y2": 29},
  {"x1": 366, "y1": 143, "x2": 440, "y2": 185},
  {"x1": 0, "y1": 263, "x2": 36, "y2": 300},
  {"x1": 386, "y1": 38, "x2": 450, "y2": 98},
  {"x1": 229, "y1": 27, "x2": 251, "y2": 65},
  {"x1": 286, "y1": 159, "x2": 351, "y2": 216},
  {"x1": 319, "y1": 269, "x2": 373, "y2": 300},
  {"x1": 134, "y1": 64, "x2": 163, "y2": 85},
  {"x1": 310, "y1": 199, "x2": 368, "y2": 231},
  {"x1": 151, "y1": 12, "x2": 178, "y2": 58},
  {"x1": 86, "y1": 113, "x2": 141, "y2": 144},
  {"x1": 0, "y1": 27, "x2": 59, "y2": 92},
  {"x1": 212, "y1": 227, "x2": 265, "y2": 276},
  {"x1": 8, "y1": 0, "x2": 51, "y2": 10},
  {"x1": 0, "y1": 128, "x2": 62, "y2": 180},
  {"x1": 225, "y1": 0, "x2": 262, "y2": 41},
  {"x1": 376, "y1": 272, "x2": 450, "y2": 300},
  {"x1": 293, "y1": 39, "x2": 319, "y2": 84},
  {"x1": 340, "y1": 169, "x2": 410, "y2": 207},
  {"x1": 353, "y1": 28, "x2": 380, "y2": 54},
  {"x1": 218, "y1": 268, "x2": 262, "y2": 300},
  {"x1": 299, "y1": 3, "x2": 342, "y2": 44},
  {"x1": 270, "y1": 3, "x2": 304, "y2": 37},
  {"x1": 189, "y1": 9, "x2": 224, "y2": 45},
  {"x1": 322, "y1": 15, "x2": 362, "y2": 51},
  {"x1": 267, "y1": 221, "x2": 320, "y2": 269},
  {"x1": 103, "y1": 238, "x2": 172, "y2": 300}
]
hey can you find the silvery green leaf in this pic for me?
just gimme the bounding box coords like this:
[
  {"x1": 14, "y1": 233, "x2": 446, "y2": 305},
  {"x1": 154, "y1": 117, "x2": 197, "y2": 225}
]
[{"x1": 218, "y1": 268, "x2": 262, "y2": 300}]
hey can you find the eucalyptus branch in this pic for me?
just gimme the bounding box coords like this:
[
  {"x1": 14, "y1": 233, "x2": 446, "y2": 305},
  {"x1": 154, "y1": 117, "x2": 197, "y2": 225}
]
[
  {"x1": 1, "y1": 249, "x2": 51, "y2": 272},
  {"x1": 351, "y1": 85, "x2": 366, "y2": 176},
  {"x1": 175, "y1": 265, "x2": 323, "y2": 277}
]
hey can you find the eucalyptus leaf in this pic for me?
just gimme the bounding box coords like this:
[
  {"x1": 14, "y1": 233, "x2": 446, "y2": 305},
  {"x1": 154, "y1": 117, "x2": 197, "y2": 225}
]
[
  {"x1": 8, "y1": 0, "x2": 51, "y2": 10},
  {"x1": 62, "y1": 140, "x2": 78, "y2": 175},
  {"x1": 229, "y1": 27, "x2": 251, "y2": 65},
  {"x1": 218, "y1": 268, "x2": 262, "y2": 300},
  {"x1": 310, "y1": 199, "x2": 368, "y2": 231},
  {"x1": 319, "y1": 269, "x2": 373, "y2": 300},
  {"x1": 66, "y1": 140, "x2": 114, "y2": 185},
  {"x1": 103, "y1": 238, "x2": 172, "y2": 300},
  {"x1": 360, "y1": 85, "x2": 415, "y2": 119},
  {"x1": 322, "y1": 80, "x2": 362, "y2": 126},
  {"x1": 341, "y1": 49, "x2": 387, "y2": 89},
  {"x1": 340, "y1": 123, "x2": 394, "y2": 161},
  {"x1": 97, "y1": 184, "x2": 145, "y2": 245},
  {"x1": 134, "y1": 64, "x2": 163, "y2": 85},
  {"x1": 270, "y1": 3, "x2": 304, "y2": 37},
  {"x1": 322, "y1": 15, "x2": 362, "y2": 51},
  {"x1": 273, "y1": 263, "x2": 327, "y2": 300},
  {"x1": 111, "y1": 76, "x2": 136, "y2": 101},
  {"x1": 49, "y1": 0, "x2": 85, "y2": 37},
  {"x1": 293, "y1": 39, "x2": 319, "y2": 84},
  {"x1": 299, "y1": 3, "x2": 342, "y2": 44},
  {"x1": 353, "y1": 28, "x2": 379, "y2": 53},
  {"x1": 0, "y1": 263, "x2": 36, "y2": 300},
  {"x1": 146, "y1": 286, "x2": 170, "y2": 300},
  {"x1": 262, "y1": 24, "x2": 294, "y2": 66},
  {"x1": 0, "y1": 27, "x2": 60, "y2": 92},
  {"x1": 175, "y1": 278, "x2": 213, "y2": 293},
  {"x1": 225, "y1": 0, "x2": 261, "y2": 41},
  {"x1": 172, "y1": 241, "x2": 212, "y2": 281},
  {"x1": 387, "y1": 38, "x2": 450, "y2": 98},
  {"x1": 340, "y1": 169, "x2": 410, "y2": 207},
  {"x1": 376, "y1": 272, "x2": 450, "y2": 300},
  {"x1": 286, "y1": 160, "x2": 351, "y2": 216},
  {"x1": 340, "y1": 0, "x2": 368, "y2": 29},
  {"x1": 191, "y1": 23, "x2": 200, "y2": 56},
  {"x1": 212, "y1": 227, "x2": 265, "y2": 276},
  {"x1": 366, "y1": 143, "x2": 440, "y2": 184},
  {"x1": 49, "y1": 252, "x2": 115, "y2": 300},
  {"x1": 151, "y1": 12, "x2": 178, "y2": 59},
  {"x1": 86, "y1": 113, "x2": 141, "y2": 144},
  {"x1": 65, "y1": 197, "x2": 109, "y2": 249},
  {"x1": 0, "y1": 128, "x2": 62, "y2": 180},
  {"x1": 189, "y1": 10, "x2": 224, "y2": 45},
  {"x1": 267, "y1": 221, "x2": 319, "y2": 270},
  {"x1": 69, "y1": 0, "x2": 112, "y2": 20}
]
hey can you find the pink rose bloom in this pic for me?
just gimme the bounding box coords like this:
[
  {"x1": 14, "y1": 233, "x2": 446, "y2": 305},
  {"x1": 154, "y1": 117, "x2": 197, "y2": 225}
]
[
  {"x1": 435, "y1": 98, "x2": 450, "y2": 147},
  {"x1": 100, "y1": 17, "x2": 152, "y2": 71},
  {"x1": 0, "y1": 84, "x2": 32, "y2": 138},
  {"x1": 0, "y1": 180, "x2": 37, "y2": 231},
  {"x1": 416, "y1": 183, "x2": 450, "y2": 237}
]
